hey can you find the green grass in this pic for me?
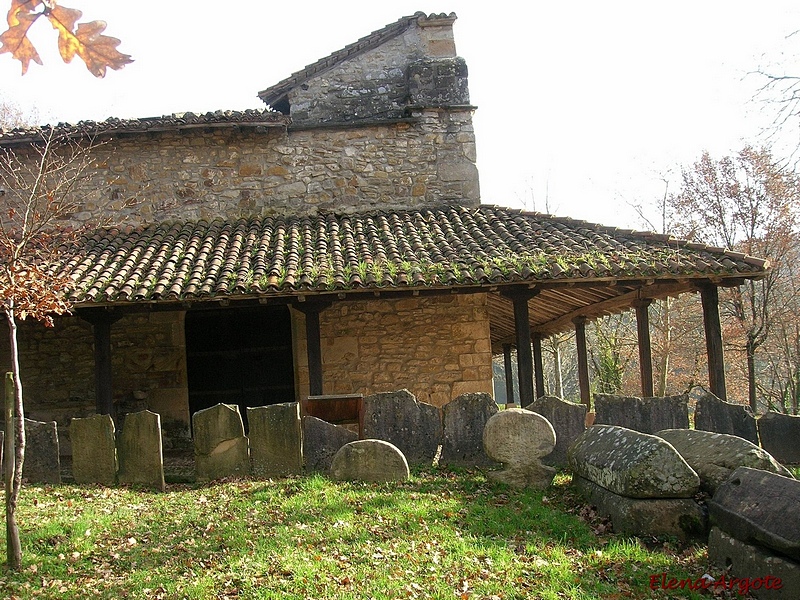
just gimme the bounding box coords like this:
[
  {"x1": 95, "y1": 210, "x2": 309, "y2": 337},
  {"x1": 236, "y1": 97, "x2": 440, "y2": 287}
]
[{"x1": 2, "y1": 470, "x2": 714, "y2": 599}]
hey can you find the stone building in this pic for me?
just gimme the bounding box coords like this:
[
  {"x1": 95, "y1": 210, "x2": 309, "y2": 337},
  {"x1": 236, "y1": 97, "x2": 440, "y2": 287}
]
[{"x1": 0, "y1": 13, "x2": 767, "y2": 452}]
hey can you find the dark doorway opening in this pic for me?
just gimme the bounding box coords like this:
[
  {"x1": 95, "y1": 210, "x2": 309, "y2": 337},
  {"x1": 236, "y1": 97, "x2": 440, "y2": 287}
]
[{"x1": 185, "y1": 305, "x2": 295, "y2": 431}]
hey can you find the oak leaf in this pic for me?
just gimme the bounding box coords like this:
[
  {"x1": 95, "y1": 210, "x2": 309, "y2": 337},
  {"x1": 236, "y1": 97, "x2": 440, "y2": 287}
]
[
  {"x1": 47, "y1": 4, "x2": 131, "y2": 77},
  {"x1": 0, "y1": 0, "x2": 131, "y2": 77},
  {"x1": 0, "y1": 0, "x2": 45, "y2": 74}
]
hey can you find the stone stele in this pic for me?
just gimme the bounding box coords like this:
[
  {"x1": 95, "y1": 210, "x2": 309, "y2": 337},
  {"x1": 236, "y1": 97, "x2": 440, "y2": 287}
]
[
  {"x1": 483, "y1": 408, "x2": 556, "y2": 489},
  {"x1": 655, "y1": 428, "x2": 793, "y2": 494},
  {"x1": 529, "y1": 396, "x2": 586, "y2": 468},
  {"x1": 329, "y1": 439, "x2": 410, "y2": 482},
  {"x1": 247, "y1": 403, "x2": 302, "y2": 477},
  {"x1": 192, "y1": 403, "x2": 250, "y2": 482},
  {"x1": 362, "y1": 389, "x2": 442, "y2": 467},
  {"x1": 695, "y1": 392, "x2": 759, "y2": 445},
  {"x1": 568, "y1": 424, "x2": 699, "y2": 498},
  {"x1": 594, "y1": 394, "x2": 689, "y2": 434},
  {"x1": 708, "y1": 466, "x2": 800, "y2": 562},
  {"x1": 757, "y1": 411, "x2": 800, "y2": 466},
  {"x1": 302, "y1": 415, "x2": 358, "y2": 473},
  {"x1": 70, "y1": 414, "x2": 117, "y2": 485},
  {"x1": 440, "y1": 392, "x2": 498, "y2": 467},
  {"x1": 23, "y1": 418, "x2": 61, "y2": 484},
  {"x1": 118, "y1": 410, "x2": 165, "y2": 492}
]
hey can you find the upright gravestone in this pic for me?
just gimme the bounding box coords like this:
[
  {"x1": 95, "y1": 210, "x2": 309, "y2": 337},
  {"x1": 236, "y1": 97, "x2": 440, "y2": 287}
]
[
  {"x1": 758, "y1": 411, "x2": 800, "y2": 465},
  {"x1": 362, "y1": 389, "x2": 442, "y2": 466},
  {"x1": 193, "y1": 403, "x2": 250, "y2": 482},
  {"x1": 248, "y1": 403, "x2": 302, "y2": 477},
  {"x1": 118, "y1": 410, "x2": 165, "y2": 492},
  {"x1": 529, "y1": 396, "x2": 586, "y2": 467},
  {"x1": 330, "y1": 439, "x2": 410, "y2": 482},
  {"x1": 302, "y1": 416, "x2": 358, "y2": 472},
  {"x1": 594, "y1": 394, "x2": 689, "y2": 434},
  {"x1": 694, "y1": 392, "x2": 759, "y2": 445},
  {"x1": 23, "y1": 418, "x2": 61, "y2": 484},
  {"x1": 71, "y1": 414, "x2": 117, "y2": 485},
  {"x1": 483, "y1": 408, "x2": 556, "y2": 489},
  {"x1": 440, "y1": 392, "x2": 498, "y2": 467}
]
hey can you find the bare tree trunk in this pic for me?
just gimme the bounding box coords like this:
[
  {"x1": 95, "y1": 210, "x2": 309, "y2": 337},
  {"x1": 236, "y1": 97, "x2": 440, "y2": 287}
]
[
  {"x1": 553, "y1": 341, "x2": 564, "y2": 398},
  {"x1": 5, "y1": 309, "x2": 24, "y2": 571}
]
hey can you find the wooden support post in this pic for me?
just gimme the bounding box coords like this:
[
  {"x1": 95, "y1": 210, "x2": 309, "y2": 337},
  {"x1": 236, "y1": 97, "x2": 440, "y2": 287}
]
[
  {"x1": 305, "y1": 306, "x2": 323, "y2": 397},
  {"x1": 532, "y1": 333, "x2": 545, "y2": 400},
  {"x1": 296, "y1": 302, "x2": 330, "y2": 398},
  {"x1": 502, "y1": 343, "x2": 515, "y2": 407},
  {"x1": 635, "y1": 300, "x2": 654, "y2": 397},
  {"x1": 574, "y1": 317, "x2": 591, "y2": 408},
  {"x1": 503, "y1": 289, "x2": 539, "y2": 408},
  {"x1": 700, "y1": 285, "x2": 727, "y2": 400},
  {"x1": 79, "y1": 309, "x2": 122, "y2": 419}
]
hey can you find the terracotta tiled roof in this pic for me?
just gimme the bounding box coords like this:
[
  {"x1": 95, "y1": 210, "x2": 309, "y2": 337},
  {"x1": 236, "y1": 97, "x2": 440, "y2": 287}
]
[
  {"x1": 0, "y1": 110, "x2": 289, "y2": 145},
  {"x1": 257, "y1": 12, "x2": 455, "y2": 108},
  {"x1": 61, "y1": 206, "x2": 768, "y2": 305}
]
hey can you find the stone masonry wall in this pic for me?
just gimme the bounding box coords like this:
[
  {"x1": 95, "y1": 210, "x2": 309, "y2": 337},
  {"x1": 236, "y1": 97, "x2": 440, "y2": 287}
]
[
  {"x1": 28, "y1": 108, "x2": 478, "y2": 231},
  {"x1": 0, "y1": 311, "x2": 190, "y2": 454},
  {"x1": 110, "y1": 311, "x2": 191, "y2": 449},
  {"x1": 0, "y1": 317, "x2": 95, "y2": 432},
  {"x1": 285, "y1": 16, "x2": 468, "y2": 125},
  {"x1": 292, "y1": 293, "x2": 494, "y2": 406},
  {"x1": 3, "y1": 293, "x2": 492, "y2": 451}
]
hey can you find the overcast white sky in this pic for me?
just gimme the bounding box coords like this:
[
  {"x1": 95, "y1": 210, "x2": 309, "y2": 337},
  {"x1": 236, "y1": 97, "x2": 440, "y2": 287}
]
[{"x1": 2, "y1": 1, "x2": 799, "y2": 230}]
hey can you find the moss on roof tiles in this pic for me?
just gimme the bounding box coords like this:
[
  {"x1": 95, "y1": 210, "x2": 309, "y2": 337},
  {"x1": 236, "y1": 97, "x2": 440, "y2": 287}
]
[{"x1": 60, "y1": 205, "x2": 768, "y2": 304}]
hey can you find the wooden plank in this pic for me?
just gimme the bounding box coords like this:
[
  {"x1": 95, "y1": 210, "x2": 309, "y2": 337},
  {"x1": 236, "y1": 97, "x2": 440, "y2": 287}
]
[{"x1": 303, "y1": 394, "x2": 364, "y2": 438}]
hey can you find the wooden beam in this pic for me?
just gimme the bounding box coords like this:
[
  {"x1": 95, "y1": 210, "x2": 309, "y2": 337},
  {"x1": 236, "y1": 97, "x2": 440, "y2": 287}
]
[
  {"x1": 295, "y1": 302, "x2": 331, "y2": 397},
  {"x1": 635, "y1": 300, "x2": 654, "y2": 397},
  {"x1": 574, "y1": 317, "x2": 591, "y2": 408},
  {"x1": 532, "y1": 333, "x2": 545, "y2": 400},
  {"x1": 502, "y1": 343, "x2": 515, "y2": 407},
  {"x1": 78, "y1": 309, "x2": 123, "y2": 419},
  {"x1": 700, "y1": 285, "x2": 727, "y2": 400},
  {"x1": 502, "y1": 288, "x2": 540, "y2": 408},
  {"x1": 533, "y1": 281, "x2": 696, "y2": 336}
]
